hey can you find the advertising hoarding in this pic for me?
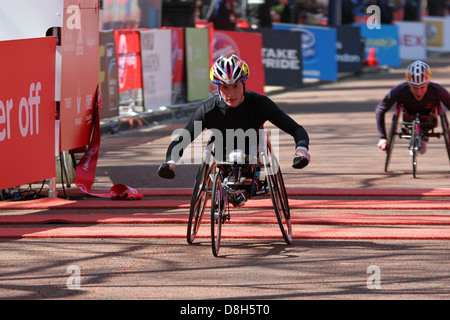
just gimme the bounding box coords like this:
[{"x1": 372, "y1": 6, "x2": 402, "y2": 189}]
[
  {"x1": 185, "y1": 27, "x2": 210, "y2": 102},
  {"x1": 0, "y1": 37, "x2": 56, "y2": 189},
  {"x1": 251, "y1": 28, "x2": 303, "y2": 87},
  {"x1": 357, "y1": 23, "x2": 400, "y2": 67},
  {"x1": 168, "y1": 27, "x2": 186, "y2": 104},
  {"x1": 99, "y1": 31, "x2": 120, "y2": 119},
  {"x1": 59, "y1": 0, "x2": 100, "y2": 151},
  {"x1": 336, "y1": 25, "x2": 364, "y2": 73},
  {"x1": 273, "y1": 23, "x2": 338, "y2": 81},
  {"x1": 213, "y1": 30, "x2": 265, "y2": 94},
  {"x1": 423, "y1": 17, "x2": 450, "y2": 52},
  {"x1": 140, "y1": 29, "x2": 172, "y2": 110},
  {"x1": 395, "y1": 21, "x2": 427, "y2": 60}
]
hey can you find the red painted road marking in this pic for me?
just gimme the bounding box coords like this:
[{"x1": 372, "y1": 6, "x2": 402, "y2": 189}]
[
  {"x1": 0, "y1": 225, "x2": 448, "y2": 239},
  {"x1": 0, "y1": 212, "x2": 449, "y2": 226},
  {"x1": 1, "y1": 198, "x2": 450, "y2": 210},
  {"x1": 1, "y1": 187, "x2": 448, "y2": 240},
  {"x1": 52, "y1": 187, "x2": 450, "y2": 198}
]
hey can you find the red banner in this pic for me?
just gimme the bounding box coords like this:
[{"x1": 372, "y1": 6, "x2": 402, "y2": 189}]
[
  {"x1": 60, "y1": 0, "x2": 100, "y2": 152},
  {"x1": 75, "y1": 87, "x2": 142, "y2": 200},
  {"x1": 0, "y1": 37, "x2": 56, "y2": 189},
  {"x1": 114, "y1": 29, "x2": 143, "y2": 93},
  {"x1": 169, "y1": 27, "x2": 185, "y2": 85},
  {"x1": 170, "y1": 27, "x2": 186, "y2": 104},
  {"x1": 213, "y1": 30, "x2": 265, "y2": 94}
]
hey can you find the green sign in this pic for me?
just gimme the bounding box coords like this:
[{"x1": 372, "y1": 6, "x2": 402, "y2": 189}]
[{"x1": 185, "y1": 28, "x2": 210, "y2": 102}]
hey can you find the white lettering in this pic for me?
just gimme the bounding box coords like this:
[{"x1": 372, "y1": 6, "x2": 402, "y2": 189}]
[
  {"x1": 0, "y1": 83, "x2": 42, "y2": 140},
  {"x1": 28, "y1": 82, "x2": 41, "y2": 135},
  {"x1": 367, "y1": 265, "x2": 381, "y2": 289},
  {"x1": 366, "y1": 5, "x2": 381, "y2": 30},
  {"x1": 169, "y1": 122, "x2": 279, "y2": 169},
  {"x1": 66, "y1": 265, "x2": 81, "y2": 289},
  {"x1": 66, "y1": 5, "x2": 81, "y2": 30},
  {"x1": 19, "y1": 97, "x2": 29, "y2": 137},
  {"x1": 0, "y1": 99, "x2": 13, "y2": 141},
  {"x1": 180, "y1": 304, "x2": 214, "y2": 317}
]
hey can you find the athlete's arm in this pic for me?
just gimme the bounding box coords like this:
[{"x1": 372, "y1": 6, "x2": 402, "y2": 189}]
[
  {"x1": 259, "y1": 95, "x2": 310, "y2": 166},
  {"x1": 376, "y1": 87, "x2": 399, "y2": 140},
  {"x1": 436, "y1": 83, "x2": 450, "y2": 110},
  {"x1": 157, "y1": 103, "x2": 208, "y2": 179},
  {"x1": 165, "y1": 105, "x2": 207, "y2": 163}
]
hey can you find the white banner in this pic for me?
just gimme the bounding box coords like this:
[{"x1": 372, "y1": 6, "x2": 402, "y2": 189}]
[
  {"x1": 140, "y1": 29, "x2": 172, "y2": 111},
  {"x1": 0, "y1": 0, "x2": 63, "y2": 41},
  {"x1": 395, "y1": 21, "x2": 427, "y2": 60}
]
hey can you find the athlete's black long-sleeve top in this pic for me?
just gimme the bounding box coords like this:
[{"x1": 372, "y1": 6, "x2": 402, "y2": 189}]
[
  {"x1": 165, "y1": 91, "x2": 309, "y2": 162},
  {"x1": 376, "y1": 82, "x2": 450, "y2": 139}
]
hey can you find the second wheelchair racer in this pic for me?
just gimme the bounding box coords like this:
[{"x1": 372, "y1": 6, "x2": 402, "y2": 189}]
[
  {"x1": 157, "y1": 54, "x2": 311, "y2": 205},
  {"x1": 376, "y1": 60, "x2": 450, "y2": 154}
]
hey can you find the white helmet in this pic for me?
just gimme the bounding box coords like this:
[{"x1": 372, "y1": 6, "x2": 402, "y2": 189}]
[
  {"x1": 406, "y1": 60, "x2": 431, "y2": 87},
  {"x1": 210, "y1": 54, "x2": 250, "y2": 85}
]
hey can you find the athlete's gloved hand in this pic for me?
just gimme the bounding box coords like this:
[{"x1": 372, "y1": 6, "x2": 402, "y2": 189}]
[
  {"x1": 157, "y1": 162, "x2": 175, "y2": 179},
  {"x1": 292, "y1": 156, "x2": 309, "y2": 169},
  {"x1": 377, "y1": 139, "x2": 387, "y2": 151},
  {"x1": 292, "y1": 147, "x2": 310, "y2": 169}
]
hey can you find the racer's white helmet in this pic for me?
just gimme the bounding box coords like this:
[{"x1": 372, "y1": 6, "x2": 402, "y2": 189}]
[
  {"x1": 406, "y1": 60, "x2": 431, "y2": 87},
  {"x1": 210, "y1": 54, "x2": 250, "y2": 85}
]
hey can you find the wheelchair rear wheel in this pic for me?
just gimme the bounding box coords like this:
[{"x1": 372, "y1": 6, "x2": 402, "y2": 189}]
[
  {"x1": 385, "y1": 112, "x2": 399, "y2": 172},
  {"x1": 441, "y1": 112, "x2": 450, "y2": 163},
  {"x1": 263, "y1": 150, "x2": 293, "y2": 244}
]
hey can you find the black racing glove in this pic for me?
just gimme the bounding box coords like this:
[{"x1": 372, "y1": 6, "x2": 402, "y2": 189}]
[
  {"x1": 157, "y1": 163, "x2": 175, "y2": 179},
  {"x1": 292, "y1": 156, "x2": 309, "y2": 169}
]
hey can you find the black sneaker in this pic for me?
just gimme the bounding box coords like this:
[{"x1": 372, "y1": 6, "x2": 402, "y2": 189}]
[{"x1": 231, "y1": 192, "x2": 247, "y2": 207}]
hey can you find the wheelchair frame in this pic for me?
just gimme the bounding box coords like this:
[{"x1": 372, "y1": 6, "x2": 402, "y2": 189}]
[
  {"x1": 187, "y1": 132, "x2": 292, "y2": 257},
  {"x1": 384, "y1": 103, "x2": 450, "y2": 178}
]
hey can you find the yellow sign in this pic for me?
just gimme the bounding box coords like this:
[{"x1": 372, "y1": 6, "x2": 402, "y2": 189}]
[{"x1": 425, "y1": 20, "x2": 443, "y2": 48}]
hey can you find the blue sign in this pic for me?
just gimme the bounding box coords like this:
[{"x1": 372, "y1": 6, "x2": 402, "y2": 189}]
[
  {"x1": 337, "y1": 25, "x2": 364, "y2": 73},
  {"x1": 273, "y1": 23, "x2": 338, "y2": 81},
  {"x1": 356, "y1": 23, "x2": 400, "y2": 67}
]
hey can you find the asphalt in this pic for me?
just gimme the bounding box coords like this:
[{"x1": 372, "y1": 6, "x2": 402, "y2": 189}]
[{"x1": 1, "y1": 52, "x2": 449, "y2": 300}]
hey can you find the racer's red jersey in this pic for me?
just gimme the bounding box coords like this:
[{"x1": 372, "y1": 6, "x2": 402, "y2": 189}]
[
  {"x1": 165, "y1": 91, "x2": 309, "y2": 162},
  {"x1": 376, "y1": 82, "x2": 450, "y2": 139}
]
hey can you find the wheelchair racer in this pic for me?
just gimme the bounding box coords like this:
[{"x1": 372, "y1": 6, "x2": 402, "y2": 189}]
[
  {"x1": 157, "y1": 54, "x2": 310, "y2": 206},
  {"x1": 376, "y1": 60, "x2": 450, "y2": 154}
]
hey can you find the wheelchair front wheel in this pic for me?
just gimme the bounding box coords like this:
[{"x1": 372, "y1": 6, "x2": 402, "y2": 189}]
[
  {"x1": 187, "y1": 161, "x2": 212, "y2": 244},
  {"x1": 411, "y1": 121, "x2": 419, "y2": 178},
  {"x1": 210, "y1": 171, "x2": 226, "y2": 257}
]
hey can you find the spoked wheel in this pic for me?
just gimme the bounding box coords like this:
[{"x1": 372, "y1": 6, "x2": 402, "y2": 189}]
[
  {"x1": 263, "y1": 148, "x2": 292, "y2": 244},
  {"x1": 441, "y1": 112, "x2": 450, "y2": 163},
  {"x1": 385, "y1": 112, "x2": 399, "y2": 172},
  {"x1": 187, "y1": 160, "x2": 212, "y2": 244},
  {"x1": 411, "y1": 121, "x2": 419, "y2": 178},
  {"x1": 210, "y1": 171, "x2": 226, "y2": 257}
]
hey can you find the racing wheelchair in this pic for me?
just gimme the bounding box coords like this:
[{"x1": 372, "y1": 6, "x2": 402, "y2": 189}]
[
  {"x1": 187, "y1": 131, "x2": 306, "y2": 257},
  {"x1": 384, "y1": 103, "x2": 450, "y2": 178}
]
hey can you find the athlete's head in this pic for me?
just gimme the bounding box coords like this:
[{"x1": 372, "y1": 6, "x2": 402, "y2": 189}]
[
  {"x1": 210, "y1": 54, "x2": 250, "y2": 85},
  {"x1": 406, "y1": 60, "x2": 431, "y2": 101},
  {"x1": 210, "y1": 55, "x2": 250, "y2": 107},
  {"x1": 406, "y1": 60, "x2": 431, "y2": 87}
]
